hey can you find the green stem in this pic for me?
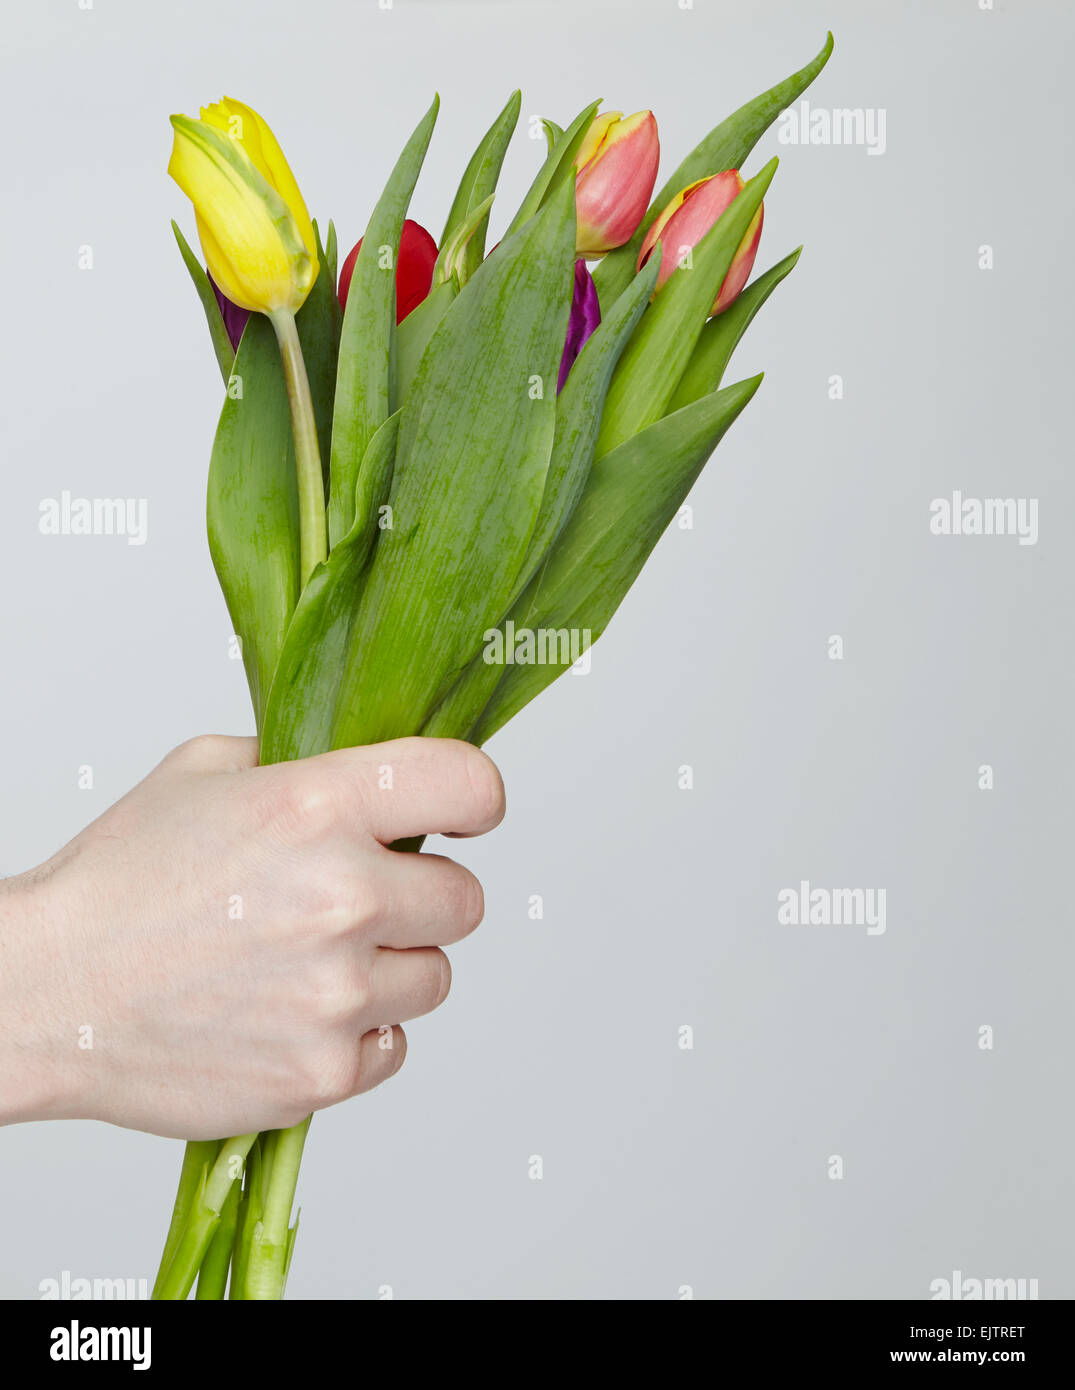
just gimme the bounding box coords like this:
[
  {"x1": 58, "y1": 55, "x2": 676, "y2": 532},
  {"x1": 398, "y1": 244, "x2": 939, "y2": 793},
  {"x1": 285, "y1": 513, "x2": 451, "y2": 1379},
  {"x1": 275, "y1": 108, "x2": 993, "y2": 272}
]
[
  {"x1": 153, "y1": 1133, "x2": 258, "y2": 1301},
  {"x1": 259, "y1": 1129, "x2": 280, "y2": 1195},
  {"x1": 270, "y1": 309, "x2": 327, "y2": 585},
  {"x1": 229, "y1": 1136, "x2": 263, "y2": 1300},
  {"x1": 240, "y1": 1115, "x2": 311, "y2": 1301},
  {"x1": 152, "y1": 1140, "x2": 220, "y2": 1299},
  {"x1": 195, "y1": 1179, "x2": 239, "y2": 1299}
]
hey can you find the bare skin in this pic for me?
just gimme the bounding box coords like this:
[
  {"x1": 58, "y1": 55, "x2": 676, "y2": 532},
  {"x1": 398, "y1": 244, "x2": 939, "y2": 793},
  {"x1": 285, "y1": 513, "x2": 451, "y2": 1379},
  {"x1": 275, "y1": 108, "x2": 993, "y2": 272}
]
[{"x1": 0, "y1": 735, "x2": 504, "y2": 1139}]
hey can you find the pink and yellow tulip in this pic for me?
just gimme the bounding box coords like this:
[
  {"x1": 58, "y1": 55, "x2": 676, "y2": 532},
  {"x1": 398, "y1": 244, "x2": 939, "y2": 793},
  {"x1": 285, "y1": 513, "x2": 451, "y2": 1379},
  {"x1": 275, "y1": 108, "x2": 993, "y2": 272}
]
[
  {"x1": 574, "y1": 110, "x2": 659, "y2": 259},
  {"x1": 638, "y1": 170, "x2": 763, "y2": 314}
]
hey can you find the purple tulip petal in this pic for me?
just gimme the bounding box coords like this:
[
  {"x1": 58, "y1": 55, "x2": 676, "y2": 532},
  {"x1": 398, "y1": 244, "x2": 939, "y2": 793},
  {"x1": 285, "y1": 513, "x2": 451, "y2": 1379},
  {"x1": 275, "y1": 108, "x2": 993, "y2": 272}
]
[
  {"x1": 208, "y1": 271, "x2": 250, "y2": 354},
  {"x1": 557, "y1": 260, "x2": 601, "y2": 393}
]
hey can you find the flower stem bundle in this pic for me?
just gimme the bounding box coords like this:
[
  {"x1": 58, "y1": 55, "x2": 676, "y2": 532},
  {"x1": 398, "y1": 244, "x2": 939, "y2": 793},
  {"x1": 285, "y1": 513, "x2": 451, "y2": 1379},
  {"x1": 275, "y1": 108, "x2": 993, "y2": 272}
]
[{"x1": 154, "y1": 33, "x2": 834, "y2": 1299}]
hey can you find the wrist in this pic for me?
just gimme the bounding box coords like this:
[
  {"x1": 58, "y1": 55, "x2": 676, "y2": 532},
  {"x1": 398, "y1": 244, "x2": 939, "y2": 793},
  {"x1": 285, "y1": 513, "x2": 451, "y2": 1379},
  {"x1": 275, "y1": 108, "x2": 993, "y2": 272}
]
[{"x1": 0, "y1": 867, "x2": 82, "y2": 1125}]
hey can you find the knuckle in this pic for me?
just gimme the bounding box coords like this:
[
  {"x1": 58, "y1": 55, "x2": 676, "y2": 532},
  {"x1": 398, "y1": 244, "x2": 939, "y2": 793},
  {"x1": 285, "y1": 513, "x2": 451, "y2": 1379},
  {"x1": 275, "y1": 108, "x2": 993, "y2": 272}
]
[
  {"x1": 306, "y1": 877, "x2": 371, "y2": 938},
  {"x1": 264, "y1": 775, "x2": 340, "y2": 844},
  {"x1": 305, "y1": 962, "x2": 360, "y2": 1027},
  {"x1": 345, "y1": 879, "x2": 383, "y2": 934},
  {"x1": 318, "y1": 954, "x2": 373, "y2": 1022},
  {"x1": 291, "y1": 870, "x2": 384, "y2": 940},
  {"x1": 298, "y1": 1043, "x2": 356, "y2": 1111},
  {"x1": 166, "y1": 734, "x2": 218, "y2": 768},
  {"x1": 165, "y1": 733, "x2": 256, "y2": 773}
]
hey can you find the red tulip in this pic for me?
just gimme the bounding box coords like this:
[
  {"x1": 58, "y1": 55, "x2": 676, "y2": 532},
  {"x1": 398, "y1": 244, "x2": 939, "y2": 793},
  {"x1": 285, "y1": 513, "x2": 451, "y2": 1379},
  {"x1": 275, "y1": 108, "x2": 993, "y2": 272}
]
[
  {"x1": 638, "y1": 171, "x2": 762, "y2": 314},
  {"x1": 574, "y1": 110, "x2": 660, "y2": 259},
  {"x1": 338, "y1": 218, "x2": 439, "y2": 323}
]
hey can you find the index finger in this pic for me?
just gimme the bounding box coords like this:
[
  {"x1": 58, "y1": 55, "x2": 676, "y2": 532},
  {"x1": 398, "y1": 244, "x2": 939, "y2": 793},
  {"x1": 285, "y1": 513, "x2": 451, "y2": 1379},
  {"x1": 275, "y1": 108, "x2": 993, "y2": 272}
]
[{"x1": 297, "y1": 736, "x2": 506, "y2": 845}]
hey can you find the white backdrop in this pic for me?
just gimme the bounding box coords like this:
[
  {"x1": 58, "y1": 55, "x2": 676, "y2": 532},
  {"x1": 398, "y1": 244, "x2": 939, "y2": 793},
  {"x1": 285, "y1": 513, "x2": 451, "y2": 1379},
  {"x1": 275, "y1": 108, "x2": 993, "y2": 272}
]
[{"x1": 0, "y1": 0, "x2": 1070, "y2": 1298}]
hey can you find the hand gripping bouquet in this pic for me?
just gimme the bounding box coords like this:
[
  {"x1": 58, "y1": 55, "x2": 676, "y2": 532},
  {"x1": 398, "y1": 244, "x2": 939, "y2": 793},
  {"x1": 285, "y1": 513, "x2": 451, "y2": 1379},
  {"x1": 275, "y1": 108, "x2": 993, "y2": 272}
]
[{"x1": 153, "y1": 35, "x2": 834, "y2": 1300}]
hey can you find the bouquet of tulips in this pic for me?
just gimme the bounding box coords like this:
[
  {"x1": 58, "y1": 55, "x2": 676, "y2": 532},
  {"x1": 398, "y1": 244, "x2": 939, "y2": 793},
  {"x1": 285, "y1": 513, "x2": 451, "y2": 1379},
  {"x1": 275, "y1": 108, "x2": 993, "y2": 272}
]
[{"x1": 151, "y1": 33, "x2": 833, "y2": 1300}]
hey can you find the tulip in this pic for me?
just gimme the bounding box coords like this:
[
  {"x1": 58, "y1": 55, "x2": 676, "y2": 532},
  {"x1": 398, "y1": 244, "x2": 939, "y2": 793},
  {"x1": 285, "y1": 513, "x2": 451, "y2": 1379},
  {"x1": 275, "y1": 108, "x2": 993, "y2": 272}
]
[
  {"x1": 638, "y1": 170, "x2": 763, "y2": 314},
  {"x1": 574, "y1": 110, "x2": 659, "y2": 259},
  {"x1": 338, "y1": 219, "x2": 439, "y2": 323},
  {"x1": 170, "y1": 97, "x2": 325, "y2": 582},
  {"x1": 168, "y1": 97, "x2": 319, "y2": 316},
  {"x1": 557, "y1": 261, "x2": 601, "y2": 392}
]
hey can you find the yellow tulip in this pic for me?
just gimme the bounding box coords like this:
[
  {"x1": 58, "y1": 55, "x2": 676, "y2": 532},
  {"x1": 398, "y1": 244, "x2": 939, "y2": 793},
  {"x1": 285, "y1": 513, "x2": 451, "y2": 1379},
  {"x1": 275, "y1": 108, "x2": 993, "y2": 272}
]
[{"x1": 168, "y1": 97, "x2": 318, "y2": 315}]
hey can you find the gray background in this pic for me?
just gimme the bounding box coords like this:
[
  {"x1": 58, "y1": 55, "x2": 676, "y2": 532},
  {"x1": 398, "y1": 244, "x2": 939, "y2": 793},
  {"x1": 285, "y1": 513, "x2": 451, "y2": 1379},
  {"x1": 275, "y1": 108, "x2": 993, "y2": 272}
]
[{"x1": 1, "y1": 0, "x2": 1070, "y2": 1299}]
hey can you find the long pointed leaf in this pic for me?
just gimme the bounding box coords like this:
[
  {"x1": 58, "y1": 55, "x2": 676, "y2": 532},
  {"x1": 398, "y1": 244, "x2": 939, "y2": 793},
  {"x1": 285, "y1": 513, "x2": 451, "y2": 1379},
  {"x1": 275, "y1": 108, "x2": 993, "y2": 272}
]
[
  {"x1": 261, "y1": 412, "x2": 402, "y2": 763},
  {"x1": 330, "y1": 176, "x2": 577, "y2": 748},
  {"x1": 421, "y1": 248, "x2": 669, "y2": 744},
  {"x1": 305, "y1": 219, "x2": 343, "y2": 487},
  {"x1": 470, "y1": 375, "x2": 763, "y2": 744},
  {"x1": 542, "y1": 119, "x2": 565, "y2": 154},
  {"x1": 440, "y1": 90, "x2": 521, "y2": 277},
  {"x1": 172, "y1": 220, "x2": 234, "y2": 385},
  {"x1": 324, "y1": 219, "x2": 338, "y2": 287},
  {"x1": 596, "y1": 158, "x2": 776, "y2": 456},
  {"x1": 205, "y1": 235, "x2": 338, "y2": 728},
  {"x1": 206, "y1": 314, "x2": 300, "y2": 730},
  {"x1": 434, "y1": 193, "x2": 495, "y2": 288},
  {"x1": 352, "y1": 410, "x2": 402, "y2": 558},
  {"x1": 594, "y1": 33, "x2": 833, "y2": 305},
  {"x1": 512, "y1": 254, "x2": 660, "y2": 600},
  {"x1": 328, "y1": 97, "x2": 438, "y2": 547},
  {"x1": 669, "y1": 246, "x2": 801, "y2": 411},
  {"x1": 504, "y1": 100, "x2": 600, "y2": 238},
  {"x1": 394, "y1": 278, "x2": 458, "y2": 409}
]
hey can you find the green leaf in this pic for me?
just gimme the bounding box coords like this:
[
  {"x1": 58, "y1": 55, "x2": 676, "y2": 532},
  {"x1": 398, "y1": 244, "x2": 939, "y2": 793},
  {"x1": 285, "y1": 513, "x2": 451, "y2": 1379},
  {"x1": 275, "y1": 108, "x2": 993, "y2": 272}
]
[
  {"x1": 261, "y1": 413, "x2": 402, "y2": 763},
  {"x1": 324, "y1": 219, "x2": 338, "y2": 287},
  {"x1": 394, "y1": 278, "x2": 458, "y2": 409},
  {"x1": 424, "y1": 253, "x2": 657, "y2": 743},
  {"x1": 542, "y1": 118, "x2": 564, "y2": 154},
  {"x1": 434, "y1": 193, "x2": 495, "y2": 288},
  {"x1": 594, "y1": 33, "x2": 833, "y2": 305},
  {"x1": 304, "y1": 220, "x2": 343, "y2": 488},
  {"x1": 421, "y1": 591, "x2": 529, "y2": 740},
  {"x1": 440, "y1": 90, "x2": 521, "y2": 277},
  {"x1": 329, "y1": 176, "x2": 578, "y2": 748},
  {"x1": 259, "y1": 523, "x2": 366, "y2": 762},
  {"x1": 470, "y1": 375, "x2": 764, "y2": 745},
  {"x1": 669, "y1": 247, "x2": 801, "y2": 412},
  {"x1": 204, "y1": 233, "x2": 337, "y2": 730},
  {"x1": 596, "y1": 158, "x2": 776, "y2": 457},
  {"x1": 512, "y1": 254, "x2": 660, "y2": 600},
  {"x1": 504, "y1": 99, "x2": 600, "y2": 238},
  {"x1": 352, "y1": 411, "x2": 402, "y2": 564},
  {"x1": 328, "y1": 97, "x2": 439, "y2": 549},
  {"x1": 172, "y1": 220, "x2": 234, "y2": 385},
  {"x1": 206, "y1": 313, "x2": 300, "y2": 731}
]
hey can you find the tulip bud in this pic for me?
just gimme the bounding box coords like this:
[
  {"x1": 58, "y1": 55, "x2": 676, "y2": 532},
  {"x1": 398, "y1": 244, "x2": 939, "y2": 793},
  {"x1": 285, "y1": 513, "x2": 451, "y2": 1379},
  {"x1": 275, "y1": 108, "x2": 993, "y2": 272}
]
[
  {"x1": 557, "y1": 261, "x2": 602, "y2": 393},
  {"x1": 168, "y1": 97, "x2": 319, "y2": 316},
  {"x1": 338, "y1": 219, "x2": 439, "y2": 323},
  {"x1": 574, "y1": 110, "x2": 659, "y2": 259},
  {"x1": 638, "y1": 171, "x2": 763, "y2": 314}
]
